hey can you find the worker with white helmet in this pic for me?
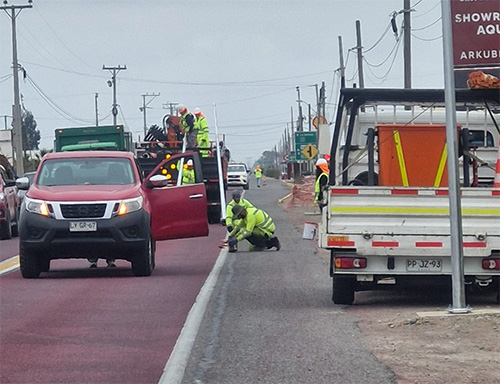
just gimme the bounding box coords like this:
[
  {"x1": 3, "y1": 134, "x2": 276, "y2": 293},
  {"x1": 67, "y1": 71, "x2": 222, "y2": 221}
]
[
  {"x1": 176, "y1": 104, "x2": 197, "y2": 149},
  {"x1": 182, "y1": 158, "x2": 196, "y2": 184},
  {"x1": 314, "y1": 158, "x2": 329, "y2": 212},
  {"x1": 193, "y1": 107, "x2": 210, "y2": 157}
]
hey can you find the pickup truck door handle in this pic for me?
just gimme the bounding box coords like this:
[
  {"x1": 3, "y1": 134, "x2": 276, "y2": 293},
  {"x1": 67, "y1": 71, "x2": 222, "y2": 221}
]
[{"x1": 189, "y1": 194, "x2": 204, "y2": 199}]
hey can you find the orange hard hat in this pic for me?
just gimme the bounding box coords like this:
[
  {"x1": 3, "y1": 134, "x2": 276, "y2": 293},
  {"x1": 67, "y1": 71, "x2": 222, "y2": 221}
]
[{"x1": 177, "y1": 104, "x2": 188, "y2": 115}]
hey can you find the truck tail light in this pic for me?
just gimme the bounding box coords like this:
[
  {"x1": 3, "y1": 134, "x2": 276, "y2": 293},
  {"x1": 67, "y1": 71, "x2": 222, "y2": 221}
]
[
  {"x1": 482, "y1": 259, "x2": 500, "y2": 270},
  {"x1": 335, "y1": 257, "x2": 367, "y2": 269}
]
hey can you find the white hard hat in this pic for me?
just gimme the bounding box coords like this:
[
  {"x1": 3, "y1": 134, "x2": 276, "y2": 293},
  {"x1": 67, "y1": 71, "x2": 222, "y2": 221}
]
[
  {"x1": 186, "y1": 159, "x2": 193, "y2": 166},
  {"x1": 315, "y1": 158, "x2": 327, "y2": 166},
  {"x1": 193, "y1": 107, "x2": 202, "y2": 115}
]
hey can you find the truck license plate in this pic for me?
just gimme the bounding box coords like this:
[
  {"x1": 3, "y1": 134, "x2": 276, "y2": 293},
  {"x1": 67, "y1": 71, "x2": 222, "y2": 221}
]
[
  {"x1": 406, "y1": 259, "x2": 442, "y2": 272},
  {"x1": 69, "y1": 221, "x2": 97, "y2": 232}
]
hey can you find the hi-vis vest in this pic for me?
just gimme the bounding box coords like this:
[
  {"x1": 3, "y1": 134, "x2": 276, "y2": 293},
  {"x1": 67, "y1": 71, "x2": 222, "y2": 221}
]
[{"x1": 235, "y1": 206, "x2": 275, "y2": 241}]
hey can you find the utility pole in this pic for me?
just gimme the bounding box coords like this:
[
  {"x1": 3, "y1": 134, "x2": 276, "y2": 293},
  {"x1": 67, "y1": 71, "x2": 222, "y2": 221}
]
[
  {"x1": 296, "y1": 86, "x2": 303, "y2": 131},
  {"x1": 163, "y1": 102, "x2": 179, "y2": 116},
  {"x1": 2, "y1": 0, "x2": 32, "y2": 175},
  {"x1": 102, "y1": 65, "x2": 127, "y2": 126},
  {"x1": 355, "y1": 20, "x2": 365, "y2": 90},
  {"x1": 140, "y1": 92, "x2": 160, "y2": 137},
  {"x1": 403, "y1": 0, "x2": 412, "y2": 89},
  {"x1": 338, "y1": 36, "x2": 346, "y2": 88},
  {"x1": 94, "y1": 93, "x2": 99, "y2": 127}
]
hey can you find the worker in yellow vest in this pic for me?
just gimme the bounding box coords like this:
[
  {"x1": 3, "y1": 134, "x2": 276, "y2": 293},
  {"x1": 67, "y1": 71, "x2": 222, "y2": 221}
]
[
  {"x1": 193, "y1": 108, "x2": 210, "y2": 157},
  {"x1": 224, "y1": 204, "x2": 280, "y2": 252},
  {"x1": 254, "y1": 166, "x2": 262, "y2": 187},
  {"x1": 177, "y1": 104, "x2": 197, "y2": 149},
  {"x1": 314, "y1": 158, "x2": 329, "y2": 212}
]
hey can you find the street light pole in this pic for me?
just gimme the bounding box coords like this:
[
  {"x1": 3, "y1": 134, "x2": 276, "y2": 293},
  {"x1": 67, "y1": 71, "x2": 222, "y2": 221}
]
[
  {"x1": 103, "y1": 65, "x2": 127, "y2": 126},
  {"x1": 1, "y1": 0, "x2": 32, "y2": 175}
]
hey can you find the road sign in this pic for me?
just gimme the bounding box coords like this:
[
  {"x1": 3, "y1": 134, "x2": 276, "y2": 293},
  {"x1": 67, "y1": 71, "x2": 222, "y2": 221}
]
[
  {"x1": 295, "y1": 131, "x2": 317, "y2": 161},
  {"x1": 301, "y1": 143, "x2": 318, "y2": 160},
  {"x1": 312, "y1": 115, "x2": 327, "y2": 129}
]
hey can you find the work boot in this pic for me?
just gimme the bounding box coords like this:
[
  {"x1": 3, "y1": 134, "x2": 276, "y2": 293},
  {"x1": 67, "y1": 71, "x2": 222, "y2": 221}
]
[
  {"x1": 271, "y1": 236, "x2": 280, "y2": 251},
  {"x1": 228, "y1": 243, "x2": 238, "y2": 253}
]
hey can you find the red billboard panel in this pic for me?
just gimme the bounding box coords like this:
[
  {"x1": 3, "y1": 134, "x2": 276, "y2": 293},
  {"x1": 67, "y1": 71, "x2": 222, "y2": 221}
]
[{"x1": 451, "y1": 0, "x2": 500, "y2": 89}]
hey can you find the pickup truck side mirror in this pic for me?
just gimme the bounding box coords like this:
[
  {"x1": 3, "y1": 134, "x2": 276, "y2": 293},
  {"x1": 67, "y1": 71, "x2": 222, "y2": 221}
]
[
  {"x1": 145, "y1": 174, "x2": 168, "y2": 189},
  {"x1": 15, "y1": 177, "x2": 29, "y2": 190}
]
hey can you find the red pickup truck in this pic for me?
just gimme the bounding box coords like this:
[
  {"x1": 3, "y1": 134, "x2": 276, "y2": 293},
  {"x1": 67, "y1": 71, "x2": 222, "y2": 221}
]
[{"x1": 16, "y1": 150, "x2": 209, "y2": 278}]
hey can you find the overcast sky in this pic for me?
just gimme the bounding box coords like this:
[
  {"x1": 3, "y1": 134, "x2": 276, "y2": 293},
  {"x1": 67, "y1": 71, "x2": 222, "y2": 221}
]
[{"x1": 1, "y1": 0, "x2": 444, "y2": 164}]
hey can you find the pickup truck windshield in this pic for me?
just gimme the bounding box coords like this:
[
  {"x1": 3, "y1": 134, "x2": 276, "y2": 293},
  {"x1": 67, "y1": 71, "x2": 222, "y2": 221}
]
[
  {"x1": 38, "y1": 158, "x2": 135, "y2": 186},
  {"x1": 228, "y1": 165, "x2": 246, "y2": 173}
]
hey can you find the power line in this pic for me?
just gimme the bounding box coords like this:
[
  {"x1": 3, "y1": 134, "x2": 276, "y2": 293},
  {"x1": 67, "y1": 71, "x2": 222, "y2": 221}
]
[
  {"x1": 411, "y1": 17, "x2": 441, "y2": 31},
  {"x1": 25, "y1": 74, "x2": 94, "y2": 124},
  {"x1": 411, "y1": 33, "x2": 442, "y2": 42}
]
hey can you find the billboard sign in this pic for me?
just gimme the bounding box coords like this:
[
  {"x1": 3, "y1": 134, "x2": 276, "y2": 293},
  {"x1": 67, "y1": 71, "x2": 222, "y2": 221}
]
[{"x1": 451, "y1": 0, "x2": 500, "y2": 89}]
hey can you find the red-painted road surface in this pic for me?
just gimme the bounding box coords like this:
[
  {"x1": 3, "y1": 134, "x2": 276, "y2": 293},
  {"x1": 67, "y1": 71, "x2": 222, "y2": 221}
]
[{"x1": 0, "y1": 224, "x2": 225, "y2": 384}]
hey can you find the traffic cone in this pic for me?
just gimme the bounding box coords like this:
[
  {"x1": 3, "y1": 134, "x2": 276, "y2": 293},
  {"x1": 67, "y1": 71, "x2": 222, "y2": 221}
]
[
  {"x1": 263, "y1": 176, "x2": 267, "y2": 186},
  {"x1": 494, "y1": 136, "x2": 500, "y2": 188}
]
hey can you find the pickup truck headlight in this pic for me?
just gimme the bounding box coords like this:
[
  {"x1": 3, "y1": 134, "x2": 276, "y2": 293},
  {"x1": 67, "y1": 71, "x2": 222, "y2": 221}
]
[
  {"x1": 114, "y1": 196, "x2": 143, "y2": 216},
  {"x1": 25, "y1": 196, "x2": 52, "y2": 217}
]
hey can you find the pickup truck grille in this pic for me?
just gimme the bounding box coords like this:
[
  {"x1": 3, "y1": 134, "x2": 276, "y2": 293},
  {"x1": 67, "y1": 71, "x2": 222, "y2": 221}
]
[{"x1": 60, "y1": 203, "x2": 107, "y2": 219}]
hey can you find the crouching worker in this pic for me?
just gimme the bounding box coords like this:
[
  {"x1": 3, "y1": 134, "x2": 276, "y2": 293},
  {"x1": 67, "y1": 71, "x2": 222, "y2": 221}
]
[{"x1": 225, "y1": 204, "x2": 280, "y2": 252}]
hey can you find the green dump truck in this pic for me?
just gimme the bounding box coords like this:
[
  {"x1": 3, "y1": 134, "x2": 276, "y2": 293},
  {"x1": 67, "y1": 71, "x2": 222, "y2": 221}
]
[{"x1": 54, "y1": 125, "x2": 132, "y2": 152}]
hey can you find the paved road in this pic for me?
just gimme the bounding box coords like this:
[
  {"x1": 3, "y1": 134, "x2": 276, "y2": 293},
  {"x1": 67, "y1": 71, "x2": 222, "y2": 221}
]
[
  {"x1": 180, "y1": 178, "x2": 396, "y2": 384},
  {"x1": 0, "y1": 218, "x2": 226, "y2": 383}
]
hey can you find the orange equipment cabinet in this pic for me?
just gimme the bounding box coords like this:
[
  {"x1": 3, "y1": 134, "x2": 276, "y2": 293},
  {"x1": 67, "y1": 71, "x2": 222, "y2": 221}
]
[{"x1": 377, "y1": 124, "x2": 458, "y2": 187}]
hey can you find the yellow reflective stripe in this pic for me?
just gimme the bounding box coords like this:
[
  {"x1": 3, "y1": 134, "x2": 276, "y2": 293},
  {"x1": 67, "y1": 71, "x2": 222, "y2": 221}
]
[
  {"x1": 331, "y1": 206, "x2": 500, "y2": 215},
  {"x1": 258, "y1": 210, "x2": 274, "y2": 230},
  {"x1": 393, "y1": 131, "x2": 409, "y2": 187},
  {"x1": 434, "y1": 143, "x2": 448, "y2": 187}
]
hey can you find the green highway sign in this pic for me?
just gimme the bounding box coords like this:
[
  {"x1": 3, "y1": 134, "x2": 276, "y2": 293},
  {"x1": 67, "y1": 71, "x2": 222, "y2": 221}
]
[{"x1": 295, "y1": 132, "x2": 317, "y2": 161}]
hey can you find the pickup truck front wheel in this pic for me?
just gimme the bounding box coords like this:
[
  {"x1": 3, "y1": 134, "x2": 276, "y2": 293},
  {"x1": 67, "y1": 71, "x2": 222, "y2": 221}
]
[
  {"x1": 332, "y1": 275, "x2": 355, "y2": 305},
  {"x1": 131, "y1": 236, "x2": 155, "y2": 277},
  {"x1": 20, "y1": 243, "x2": 42, "y2": 278}
]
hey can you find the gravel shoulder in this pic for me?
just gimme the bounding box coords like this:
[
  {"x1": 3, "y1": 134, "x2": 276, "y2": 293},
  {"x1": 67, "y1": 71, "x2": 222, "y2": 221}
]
[{"x1": 281, "y1": 195, "x2": 500, "y2": 384}]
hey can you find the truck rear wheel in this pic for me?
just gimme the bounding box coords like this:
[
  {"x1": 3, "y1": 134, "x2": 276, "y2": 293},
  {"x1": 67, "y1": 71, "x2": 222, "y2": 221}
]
[
  {"x1": 20, "y1": 243, "x2": 41, "y2": 278},
  {"x1": 332, "y1": 275, "x2": 355, "y2": 305},
  {"x1": 132, "y1": 237, "x2": 155, "y2": 277}
]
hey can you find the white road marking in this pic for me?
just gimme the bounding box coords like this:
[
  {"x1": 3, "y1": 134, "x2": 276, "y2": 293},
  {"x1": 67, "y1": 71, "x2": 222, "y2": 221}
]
[
  {"x1": 0, "y1": 255, "x2": 19, "y2": 276},
  {"x1": 158, "y1": 247, "x2": 229, "y2": 384}
]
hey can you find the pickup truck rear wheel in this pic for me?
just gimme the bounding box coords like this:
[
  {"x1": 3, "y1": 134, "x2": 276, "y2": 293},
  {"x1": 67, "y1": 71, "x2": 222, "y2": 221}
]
[
  {"x1": 131, "y1": 237, "x2": 155, "y2": 277},
  {"x1": 20, "y1": 243, "x2": 41, "y2": 278},
  {"x1": 332, "y1": 276, "x2": 355, "y2": 305}
]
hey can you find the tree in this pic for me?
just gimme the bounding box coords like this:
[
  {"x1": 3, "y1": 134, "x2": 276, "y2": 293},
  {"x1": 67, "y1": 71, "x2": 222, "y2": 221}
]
[{"x1": 21, "y1": 109, "x2": 40, "y2": 151}]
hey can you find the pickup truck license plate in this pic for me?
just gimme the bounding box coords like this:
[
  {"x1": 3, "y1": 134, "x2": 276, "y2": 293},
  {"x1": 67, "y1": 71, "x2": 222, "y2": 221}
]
[
  {"x1": 406, "y1": 259, "x2": 442, "y2": 272},
  {"x1": 69, "y1": 221, "x2": 97, "y2": 232}
]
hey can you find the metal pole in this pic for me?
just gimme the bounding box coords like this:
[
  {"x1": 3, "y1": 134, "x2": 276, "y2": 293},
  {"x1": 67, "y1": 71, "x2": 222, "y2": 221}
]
[
  {"x1": 338, "y1": 36, "x2": 346, "y2": 88},
  {"x1": 95, "y1": 93, "x2": 99, "y2": 127},
  {"x1": 103, "y1": 65, "x2": 127, "y2": 126},
  {"x1": 404, "y1": 0, "x2": 412, "y2": 89},
  {"x1": 355, "y1": 20, "x2": 365, "y2": 89},
  {"x1": 296, "y1": 86, "x2": 303, "y2": 131},
  {"x1": 142, "y1": 95, "x2": 147, "y2": 137},
  {"x1": 441, "y1": 0, "x2": 469, "y2": 314},
  {"x1": 2, "y1": 2, "x2": 32, "y2": 175},
  {"x1": 213, "y1": 104, "x2": 227, "y2": 220}
]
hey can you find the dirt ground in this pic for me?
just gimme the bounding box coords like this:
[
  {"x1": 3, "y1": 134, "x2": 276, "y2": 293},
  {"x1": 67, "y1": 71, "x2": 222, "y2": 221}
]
[{"x1": 280, "y1": 191, "x2": 500, "y2": 384}]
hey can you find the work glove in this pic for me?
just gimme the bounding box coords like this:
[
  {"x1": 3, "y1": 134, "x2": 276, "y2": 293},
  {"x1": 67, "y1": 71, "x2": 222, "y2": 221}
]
[
  {"x1": 228, "y1": 237, "x2": 237, "y2": 247},
  {"x1": 227, "y1": 226, "x2": 233, "y2": 233}
]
